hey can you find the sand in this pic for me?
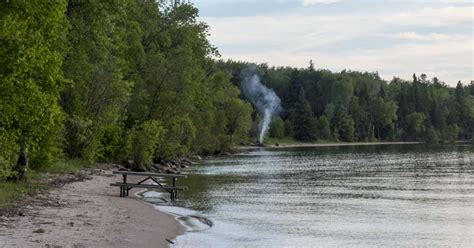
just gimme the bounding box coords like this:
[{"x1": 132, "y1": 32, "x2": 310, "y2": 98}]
[{"x1": 0, "y1": 168, "x2": 185, "y2": 248}]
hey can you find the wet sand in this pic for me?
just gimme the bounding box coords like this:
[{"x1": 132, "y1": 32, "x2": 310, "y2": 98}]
[{"x1": 0, "y1": 169, "x2": 184, "y2": 248}]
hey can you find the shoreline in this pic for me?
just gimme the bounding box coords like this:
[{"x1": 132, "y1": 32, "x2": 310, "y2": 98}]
[
  {"x1": 236, "y1": 141, "x2": 423, "y2": 151},
  {"x1": 268, "y1": 141, "x2": 422, "y2": 148},
  {"x1": 0, "y1": 167, "x2": 185, "y2": 247}
]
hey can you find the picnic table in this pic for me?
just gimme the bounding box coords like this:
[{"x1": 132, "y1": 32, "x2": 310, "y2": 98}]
[{"x1": 110, "y1": 171, "x2": 187, "y2": 201}]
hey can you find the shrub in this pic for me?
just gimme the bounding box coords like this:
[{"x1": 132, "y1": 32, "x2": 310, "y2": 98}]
[
  {"x1": 97, "y1": 125, "x2": 123, "y2": 163},
  {"x1": 63, "y1": 115, "x2": 94, "y2": 159},
  {"x1": 126, "y1": 120, "x2": 163, "y2": 171},
  {"x1": 29, "y1": 127, "x2": 64, "y2": 171},
  {"x1": 155, "y1": 116, "x2": 195, "y2": 160},
  {"x1": 0, "y1": 131, "x2": 19, "y2": 181}
]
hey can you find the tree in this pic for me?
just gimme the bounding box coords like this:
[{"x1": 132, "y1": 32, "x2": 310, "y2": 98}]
[
  {"x1": 269, "y1": 117, "x2": 285, "y2": 139},
  {"x1": 61, "y1": 0, "x2": 136, "y2": 161},
  {"x1": 317, "y1": 116, "x2": 331, "y2": 140},
  {"x1": 369, "y1": 96, "x2": 397, "y2": 140},
  {"x1": 291, "y1": 88, "x2": 317, "y2": 141},
  {"x1": 407, "y1": 112, "x2": 426, "y2": 140},
  {"x1": 339, "y1": 114, "x2": 355, "y2": 142},
  {"x1": 0, "y1": 0, "x2": 69, "y2": 180}
]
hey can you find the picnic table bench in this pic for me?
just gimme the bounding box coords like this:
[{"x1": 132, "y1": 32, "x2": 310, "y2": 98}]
[{"x1": 110, "y1": 171, "x2": 187, "y2": 201}]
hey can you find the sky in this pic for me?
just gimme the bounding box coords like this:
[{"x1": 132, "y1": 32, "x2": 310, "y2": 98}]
[{"x1": 192, "y1": 0, "x2": 473, "y2": 86}]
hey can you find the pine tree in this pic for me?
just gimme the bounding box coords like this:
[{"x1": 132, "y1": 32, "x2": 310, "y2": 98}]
[{"x1": 291, "y1": 88, "x2": 317, "y2": 141}]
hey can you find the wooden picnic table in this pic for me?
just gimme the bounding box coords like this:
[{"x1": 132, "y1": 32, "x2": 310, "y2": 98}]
[{"x1": 110, "y1": 171, "x2": 187, "y2": 201}]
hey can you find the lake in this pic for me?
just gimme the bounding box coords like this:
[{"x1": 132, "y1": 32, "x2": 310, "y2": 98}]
[{"x1": 150, "y1": 144, "x2": 474, "y2": 247}]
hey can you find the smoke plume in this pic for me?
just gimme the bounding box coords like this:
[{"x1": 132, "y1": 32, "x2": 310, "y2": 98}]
[{"x1": 240, "y1": 65, "x2": 282, "y2": 143}]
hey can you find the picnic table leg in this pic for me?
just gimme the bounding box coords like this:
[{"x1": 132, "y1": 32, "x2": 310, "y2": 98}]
[
  {"x1": 122, "y1": 174, "x2": 128, "y2": 197},
  {"x1": 172, "y1": 177, "x2": 177, "y2": 201}
]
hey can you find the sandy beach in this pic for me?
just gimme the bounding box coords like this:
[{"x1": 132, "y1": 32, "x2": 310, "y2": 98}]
[{"x1": 0, "y1": 168, "x2": 185, "y2": 248}]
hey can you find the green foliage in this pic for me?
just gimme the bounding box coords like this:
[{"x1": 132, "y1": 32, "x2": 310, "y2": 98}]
[
  {"x1": 339, "y1": 115, "x2": 355, "y2": 142},
  {"x1": 425, "y1": 127, "x2": 440, "y2": 144},
  {"x1": 97, "y1": 125, "x2": 123, "y2": 163},
  {"x1": 0, "y1": 181, "x2": 47, "y2": 211},
  {"x1": 2, "y1": 0, "x2": 473, "y2": 182},
  {"x1": 269, "y1": 117, "x2": 285, "y2": 139},
  {"x1": 317, "y1": 116, "x2": 331, "y2": 140},
  {"x1": 35, "y1": 159, "x2": 87, "y2": 174},
  {"x1": 284, "y1": 119, "x2": 293, "y2": 137},
  {"x1": 407, "y1": 112, "x2": 426, "y2": 139},
  {"x1": 63, "y1": 115, "x2": 94, "y2": 159},
  {"x1": 221, "y1": 61, "x2": 473, "y2": 144},
  {"x1": 61, "y1": 0, "x2": 134, "y2": 160},
  {"x1": 291, "y1": 88, "x2": 317, "y2": 142},
  {"x1": 0, "y1": 0, "x2": 69, "y2": 180},
  {"x1": 29, "y1": 120, "x2": 64, "y2": 171},
  {"x1": 127, "y1": 120, "x2": 164, "y2": 171},
  {"x1": 0, "y1": 131, "x2": 18, "y2": 181},
  {"x1": 155, "y1": 116, "x2": 196, "y2": 160}
]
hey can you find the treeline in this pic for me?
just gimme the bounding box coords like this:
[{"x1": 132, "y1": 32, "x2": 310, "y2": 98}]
[
  {"x1": 0, "y1": 0, "x2": 252, "y2": 181},
  {"x1": 216, "y1": 61, "x2": 474, "y2": 144},
  {"x1": 1, "y1": 1, "x2": 472, "y2": 182}
]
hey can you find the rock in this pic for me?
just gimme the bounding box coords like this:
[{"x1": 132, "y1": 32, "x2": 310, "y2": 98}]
[
  {"x1": 166, "y1": 169, "x2": 179, "y2": 174},
  {"x1": 275, "y1": 143, "x2": 279, "y2": 147},
  {"x1": 182, "y1": 158, "x2": 195, "y2": 165},
  {"x1": 192, "y1": 155, "x2": 202, "y2": 160},
  {"x1": 67, "y1": 222, "x2": 74, "y2": 227},
  {"x1": 33, "y1": 228, "x2": 46, "y2": 234}
]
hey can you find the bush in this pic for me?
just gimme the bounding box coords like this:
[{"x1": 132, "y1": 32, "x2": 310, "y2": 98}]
[
  {"x1": 269, "y1": 117, "x2": 285, "y2": 139},
  {"x1": 97, "y1": 125, "x2": 123, "y2": 163},
  {"x1": 155, "y1": 116, "x2": 195, "y2": 160},
  {"x1": 29, "y1": 128, "x2": 64, "y2": 171},
  {"x1": 126, "y1": 120, "x2": 163, "y2": 171},
  {"x1": 63, "y1": 115, "x2": 94, "y2": 159},
  {"x1": 425, "y1": 127, "x2": 440, "y2": 144},
  {"x1": 0, "y1": 131, "x2": 19, "y2": 181}
]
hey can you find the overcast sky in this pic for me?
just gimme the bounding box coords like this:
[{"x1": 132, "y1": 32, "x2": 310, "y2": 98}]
[{"x1": 193, "y1": 0, "x2": 473, "y2": 86}]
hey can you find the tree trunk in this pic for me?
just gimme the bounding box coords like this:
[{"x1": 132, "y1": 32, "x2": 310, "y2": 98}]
[{"x1": 15, "y1": 146, "x2": 28, "y2": 181}]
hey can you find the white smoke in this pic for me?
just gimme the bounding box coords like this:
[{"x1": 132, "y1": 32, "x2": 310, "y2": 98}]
[{"x1": 240, "y1": 66, "x2": 282, "y2": 143}]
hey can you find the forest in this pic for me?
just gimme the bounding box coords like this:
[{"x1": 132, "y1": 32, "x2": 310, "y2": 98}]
[
  {"x1": 1, "y1": 0, "x2": 473, "y2": 181},
  {"x1": 217, "y1": 61, "x2": 474, "y2": 144}
]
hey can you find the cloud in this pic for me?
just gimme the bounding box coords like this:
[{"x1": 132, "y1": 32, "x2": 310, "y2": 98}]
[
  {"x1": 387, "y1": 6, "x2": 473, "y2": 26},
  {"x1": 302, "y1": 0, "x2": 340, "y2": 6},
  {"x1": 200, "y1": 2, "x2": 473, "y2": 86},
  {"x1": 391, "y1": 32, "x2": 468, "y2": 42}
]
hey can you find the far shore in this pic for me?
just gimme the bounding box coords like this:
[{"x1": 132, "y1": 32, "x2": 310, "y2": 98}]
[
  {"x1": 267, "y1": 141, "x2": 422, "y2": 148},
  {"x1": 0, "y1": 167, "x2": 184, "y2": 248},
  {"x1": 236, "y1": 140, "x2": 473, "y2": 150}
]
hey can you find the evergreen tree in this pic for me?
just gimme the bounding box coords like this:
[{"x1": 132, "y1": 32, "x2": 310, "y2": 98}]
[{"x1": 291, "y1": 88, "x2": 317, "y2": 141}]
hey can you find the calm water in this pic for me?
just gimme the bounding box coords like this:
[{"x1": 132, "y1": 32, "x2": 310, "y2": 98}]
[{"x1": 157, "y1": 144, "x2": 474, "y2": 247}]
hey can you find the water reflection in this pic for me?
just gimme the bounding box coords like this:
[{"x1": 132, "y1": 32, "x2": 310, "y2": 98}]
[{"x1": 175, "y1": 144, "x2": 473, "y2": 247}]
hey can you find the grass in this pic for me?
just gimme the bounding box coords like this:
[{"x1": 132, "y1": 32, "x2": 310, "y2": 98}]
[
  {"x1": 0, "y1": 181, "x2": 47, "y2": 212},
  {"x1": 35, "y1": 159, "x2": 89, "y2": 174}
]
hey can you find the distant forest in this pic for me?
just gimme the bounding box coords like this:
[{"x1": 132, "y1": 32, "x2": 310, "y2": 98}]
[
  {"x1": 0, "y1": 1, "x2": 473, "y2": 181},
  {"x1": 216, "y1": 61, "x2": 474, "y2": 144}
]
